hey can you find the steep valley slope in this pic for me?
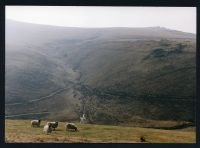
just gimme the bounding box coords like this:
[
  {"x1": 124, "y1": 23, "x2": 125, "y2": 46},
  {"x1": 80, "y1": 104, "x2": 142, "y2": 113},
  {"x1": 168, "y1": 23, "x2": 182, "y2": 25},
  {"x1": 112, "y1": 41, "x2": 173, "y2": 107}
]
[{"x1": 5, "y1": 20, "x2": 196, "y2": 127}]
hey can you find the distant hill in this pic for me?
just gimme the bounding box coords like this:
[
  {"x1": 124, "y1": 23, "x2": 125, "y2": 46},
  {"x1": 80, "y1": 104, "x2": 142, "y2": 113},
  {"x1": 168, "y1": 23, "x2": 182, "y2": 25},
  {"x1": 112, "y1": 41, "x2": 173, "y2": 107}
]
[
  {"x1": 6, "y1": 20, "x2": 195, "y2": 46},
  {"x1": 5, "y1": 20, "x2": 196, "y2": 126}
]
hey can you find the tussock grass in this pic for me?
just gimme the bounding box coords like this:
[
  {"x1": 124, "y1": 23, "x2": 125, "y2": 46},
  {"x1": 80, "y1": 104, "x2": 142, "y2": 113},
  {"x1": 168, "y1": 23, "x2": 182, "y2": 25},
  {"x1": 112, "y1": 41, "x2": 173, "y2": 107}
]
[{"x1": 5, "y1": 119, "x2": 195, "y2": 143}]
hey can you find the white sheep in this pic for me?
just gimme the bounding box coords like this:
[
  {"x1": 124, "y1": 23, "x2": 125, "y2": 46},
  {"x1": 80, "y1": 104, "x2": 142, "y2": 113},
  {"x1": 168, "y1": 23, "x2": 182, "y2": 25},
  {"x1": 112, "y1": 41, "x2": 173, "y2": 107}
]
[
  {"x1": 43, "y1": 122, "x2": 52, "y2": 134},
  {"x1": 31, "y1": 120, "x2": 41, "y2": 127}
]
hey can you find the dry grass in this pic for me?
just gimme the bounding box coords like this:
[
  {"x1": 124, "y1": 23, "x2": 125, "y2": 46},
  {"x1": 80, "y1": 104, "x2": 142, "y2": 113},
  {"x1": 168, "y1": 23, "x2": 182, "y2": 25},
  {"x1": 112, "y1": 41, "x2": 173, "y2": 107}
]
[{"x1": 5, "y1": 119, "x2": 196, "y2": 143}]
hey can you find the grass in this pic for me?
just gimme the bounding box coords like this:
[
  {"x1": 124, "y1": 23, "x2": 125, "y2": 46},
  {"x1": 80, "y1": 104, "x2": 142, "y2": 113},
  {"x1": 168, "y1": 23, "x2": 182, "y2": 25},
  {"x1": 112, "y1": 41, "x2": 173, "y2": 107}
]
[{"x1": 5, "y1": 119, "x2": 195, "y2": 143}]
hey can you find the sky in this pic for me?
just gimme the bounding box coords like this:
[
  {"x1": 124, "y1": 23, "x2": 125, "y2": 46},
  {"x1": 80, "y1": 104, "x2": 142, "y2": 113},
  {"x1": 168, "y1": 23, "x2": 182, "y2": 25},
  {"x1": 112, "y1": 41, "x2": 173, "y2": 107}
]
[{"x1": 6, "y1": 6, "x2": 196, "y2": 33}]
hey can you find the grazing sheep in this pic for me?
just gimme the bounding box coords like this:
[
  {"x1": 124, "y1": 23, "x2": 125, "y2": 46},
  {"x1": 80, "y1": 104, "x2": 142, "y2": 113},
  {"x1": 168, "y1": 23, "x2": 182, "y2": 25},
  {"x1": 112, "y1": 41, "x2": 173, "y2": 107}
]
[
  {"x1": 47, "y1": 121, "x2": 58, "y2": 130},
  {"x1": 31, "y1": 120, "x2": 41, "y2": 127},
  {"x1": 43, "y1": 123, "x2": 52, "y2": 134},
  {"x1": 66, "y1": 123, "x2": 78, "y2": 132}
]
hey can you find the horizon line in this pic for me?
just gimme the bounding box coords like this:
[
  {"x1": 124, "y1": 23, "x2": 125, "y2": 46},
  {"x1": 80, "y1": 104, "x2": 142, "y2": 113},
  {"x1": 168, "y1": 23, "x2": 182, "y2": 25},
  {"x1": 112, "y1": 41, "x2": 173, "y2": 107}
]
[{"x1": 6, "y1": 18, "x2": 196, "y2": 34}]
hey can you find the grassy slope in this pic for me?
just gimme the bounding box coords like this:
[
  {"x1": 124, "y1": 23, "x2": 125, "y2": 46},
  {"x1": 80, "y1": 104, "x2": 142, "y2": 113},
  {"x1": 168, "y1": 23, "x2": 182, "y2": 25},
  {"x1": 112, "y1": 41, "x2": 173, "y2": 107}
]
[
  {"x1": 5, "y1": 39, "x2": 196, "y2": 123},
  {"x1": 5, "y1": 20, "x2": 196, "y2": 123},
  {"x1": 5, "y1": 119, "x2": 195, "y2": 143},
  {"x1": 71, "y1": 39, "x2": 196, "y2": 122}
]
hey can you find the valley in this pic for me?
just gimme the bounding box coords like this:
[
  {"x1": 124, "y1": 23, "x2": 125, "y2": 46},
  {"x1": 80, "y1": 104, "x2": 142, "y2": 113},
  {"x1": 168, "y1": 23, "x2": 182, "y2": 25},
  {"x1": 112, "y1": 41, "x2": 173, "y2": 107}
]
[{"x1": 5, "y1": 19, "x2": 196, "y2": 127}]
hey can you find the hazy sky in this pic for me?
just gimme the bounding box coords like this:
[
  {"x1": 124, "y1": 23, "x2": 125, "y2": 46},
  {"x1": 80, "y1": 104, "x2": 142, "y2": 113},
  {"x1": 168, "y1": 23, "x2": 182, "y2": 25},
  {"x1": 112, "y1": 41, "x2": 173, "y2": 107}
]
[{"x1": 6, "y1": 6, "x2": 196, "y2": 33}]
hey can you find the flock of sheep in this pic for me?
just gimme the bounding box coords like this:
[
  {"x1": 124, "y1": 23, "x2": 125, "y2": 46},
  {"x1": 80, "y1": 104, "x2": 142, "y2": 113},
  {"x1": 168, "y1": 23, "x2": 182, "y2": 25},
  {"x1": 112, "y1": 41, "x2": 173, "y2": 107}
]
[{"x1": 31, "y1": 120, "x2": 78, "y2": 134}]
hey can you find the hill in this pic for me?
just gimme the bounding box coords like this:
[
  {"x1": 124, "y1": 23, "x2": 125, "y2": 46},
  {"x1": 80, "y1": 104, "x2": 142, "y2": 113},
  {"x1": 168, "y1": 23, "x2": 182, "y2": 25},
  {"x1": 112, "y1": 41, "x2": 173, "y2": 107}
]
[{"x1": 5, "y1": 20, "x2": 196, "y2": 126}]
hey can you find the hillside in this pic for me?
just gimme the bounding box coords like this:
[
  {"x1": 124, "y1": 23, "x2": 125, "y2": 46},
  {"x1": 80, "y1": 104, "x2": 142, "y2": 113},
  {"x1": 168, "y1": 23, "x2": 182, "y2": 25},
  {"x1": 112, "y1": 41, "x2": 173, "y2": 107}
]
[{"x1": 5, "y1": 20, "x2": 196, "y2": 126}]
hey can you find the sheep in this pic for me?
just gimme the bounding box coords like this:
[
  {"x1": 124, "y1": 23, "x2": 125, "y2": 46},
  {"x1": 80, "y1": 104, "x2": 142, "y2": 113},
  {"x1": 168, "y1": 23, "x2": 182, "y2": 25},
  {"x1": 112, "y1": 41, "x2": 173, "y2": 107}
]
[
  {"x1": 43, "y1": 122, "x2": 52, "y2": 134},
  {"x1": 66, "y1": 123, "x2": 78, "y2": 132},
  {"x1": 47, "y1": 121, "x2": 58, "y2": 130},
  {"x1": 31, "y1": 120, "x2": 41, "y2": 127}
]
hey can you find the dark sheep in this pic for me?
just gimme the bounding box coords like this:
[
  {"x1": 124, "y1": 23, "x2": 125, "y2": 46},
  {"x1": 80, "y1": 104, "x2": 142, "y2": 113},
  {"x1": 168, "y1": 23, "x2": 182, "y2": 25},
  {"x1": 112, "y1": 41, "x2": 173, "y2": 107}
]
[
  {"x1": 66, "y1": 123, "x2": 78, "y2": 132},
  {"x1": 47, "y1": 122, "x2": 58, "y2": 130}
]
